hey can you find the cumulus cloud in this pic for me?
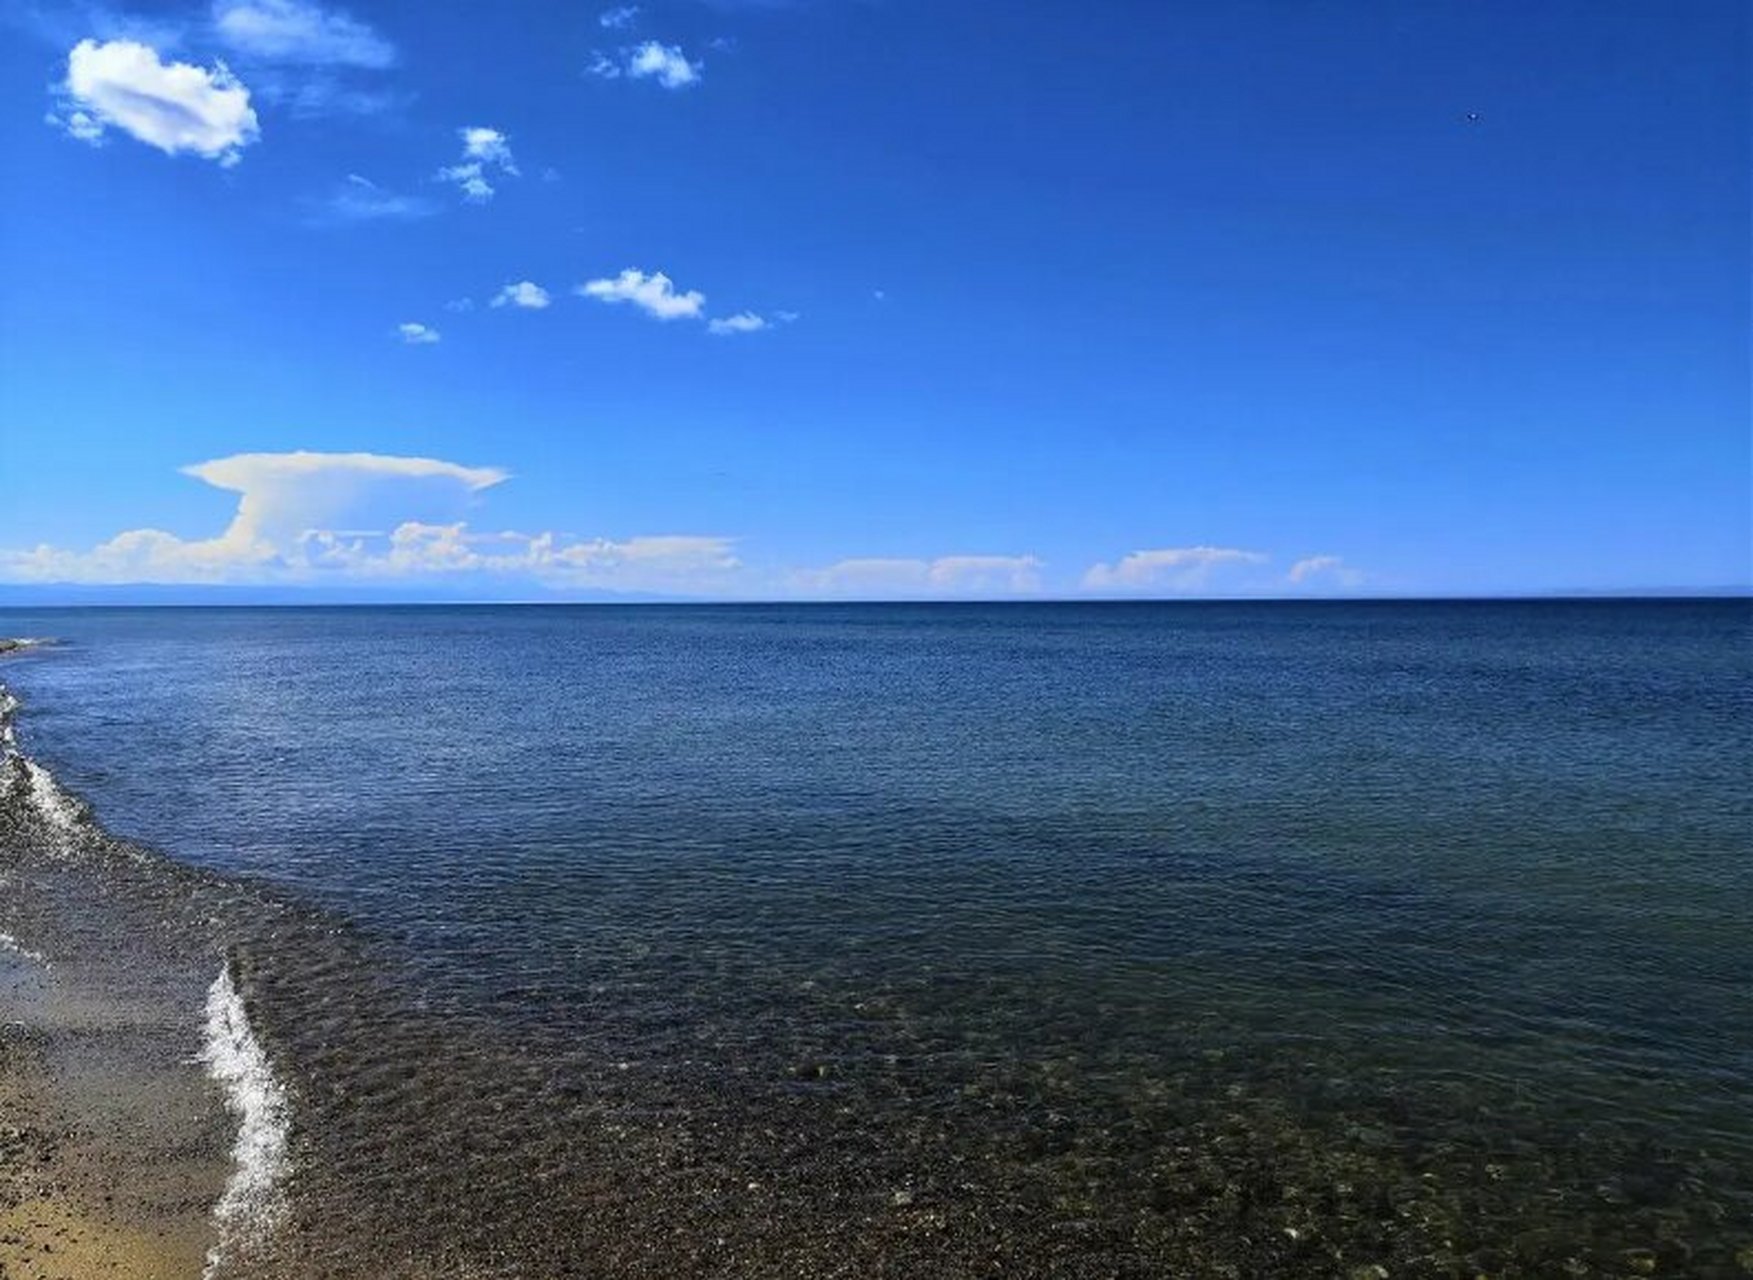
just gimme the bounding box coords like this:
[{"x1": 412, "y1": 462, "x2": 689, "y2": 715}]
[
  {"x1": 792, "y1": 555, "x2": 1043, "y2": 598},
  {"x1": 1082, "y1": 546, "x2": 1268, "y2": 593},
  {"x1": 0, "y1": 452, "x2": 739, "y2": 594},
  {"x1": 491, "y1": 281, "x2": 551, "y2": 309},
  {"x1": 50, "y1": 39, "x2": 259, "y2": 165},
  {"x1": 707, "y1": 311, "x2": 768, "y2": 335},
  {"x1": 438, "y1": 125, "x2": 518, "y2": 202},
  {"x1": 396, "y1": 322, "x2": 440, "y2": 344},
  {"x1": 579, "y1": 268, "x2": 706, "y2": 321},
  {"x1": 213, "y1": 0, "x2": 394, "y2": 67},
  {"x1": 629, "y1": 41, "x2": 701, "y2": 87},
  {"x1": 1286, "y1": 555, "x2": 1364, "y2": 588},
  {"x1": 590, "y1": 41, "x2": 702, "y2": 88},
  {"x1": 599, "y1": 5, "x2": 640, "y2": 28},
  {"x1": 460, "y1": 126, "x2": 515, "y2": 167}
]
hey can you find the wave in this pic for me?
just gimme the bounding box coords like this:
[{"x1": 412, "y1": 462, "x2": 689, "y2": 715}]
[
  {"x1": 1, "y1": 669, "x2": 111, "y2": 859},
  {"x1": 200, "y1": 963, "x2": 292, "y2": 1279},
  {"x1": 3, "y1": 662, "x2": 287, "y2": 1272}
]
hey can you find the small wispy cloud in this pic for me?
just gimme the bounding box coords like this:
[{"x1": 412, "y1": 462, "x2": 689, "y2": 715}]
[
  {"x1": 437, "y1": 125, "x2": 519, "y2": 202},
  {"x1": 707, "y1": 311, "x2": 767, "y2": 335},
  {"x1": 48, "y1": 38, "x2": 260, "y2": 166},
  {"x1": 397, "y1": 322, "x2": 440, "y2": 344},
  {"x1": 792, "y1": 555, "x2": 1044, "y2": 598},
  {"x1": 1287, "y1": 555, "x2": 1364, "y2": 588},
  {"x1": 317, "y1": 174, "x2": 435, "y2": 222},
  {"x1": 1082, "y1": 546, "x2": 1267, "y2": 593},
  {"x1": 212, "y1": 0, "x2": 394, "y2": 68},
  {"x1": 599, "y1": 5, "x2": 640, "y2": 29},
  {"x1": 275, "y1": 77, "x2": 406, "y2": 118},
  {"x1": 491, "y1": 281, "x2": 551, "y2": 310},
  {"x1": 579, "y1": 269, "x2": 706, "y2": 321},
  {"x1": 589, "y1": 41, "x2": 702, "y2": 88}
]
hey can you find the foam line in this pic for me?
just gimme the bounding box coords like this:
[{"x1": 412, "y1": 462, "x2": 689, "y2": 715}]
[{"x1": 200, "y1": 964, "x2": 292, "y2": 1278}]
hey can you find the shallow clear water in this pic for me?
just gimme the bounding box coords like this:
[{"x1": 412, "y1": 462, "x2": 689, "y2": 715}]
[{"x1": 2, "y1": 602, "x2": 1749, "y2": 1277}]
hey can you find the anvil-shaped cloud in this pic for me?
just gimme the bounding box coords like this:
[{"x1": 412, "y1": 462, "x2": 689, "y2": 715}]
[{"x1": 0, "y1": 451, "x2": 738, "y2": 591}]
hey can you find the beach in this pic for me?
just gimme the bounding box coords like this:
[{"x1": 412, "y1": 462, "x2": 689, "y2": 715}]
[
  {"x1": 0, "y1": 944, "x2": 222, "y2": 1280},
  {"x1": 2, "y1": 646, "x2": 232, "y2": 1279}
]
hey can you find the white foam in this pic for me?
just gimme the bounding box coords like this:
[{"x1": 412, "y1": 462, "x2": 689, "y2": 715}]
[
  {"x1": 0, "y1": 931, "x2": 48, "y2": 967},
  {"x1": 23, "y1": 758, "x2": 85, "y2": 843},
  {"x1": 0, "y1": 688, "x2": 18, "y2": 755},
  {"x1": 200, "y1": 965, "x2": 292, "y2": 1279}
]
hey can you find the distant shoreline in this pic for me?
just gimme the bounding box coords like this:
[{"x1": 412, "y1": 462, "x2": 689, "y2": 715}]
[{"x1": 1, "y1": 591, "x2": 1748, "y2": 609}]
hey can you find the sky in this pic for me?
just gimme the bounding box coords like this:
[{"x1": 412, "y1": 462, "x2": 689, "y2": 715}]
[{"x1": 0, "y1": 0, "x2": 1747, "y2": 601}]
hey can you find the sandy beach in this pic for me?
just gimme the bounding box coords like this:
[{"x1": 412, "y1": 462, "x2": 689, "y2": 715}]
[{"x1": 0, "y1": 940, "x2": 224, "y2": 1279}]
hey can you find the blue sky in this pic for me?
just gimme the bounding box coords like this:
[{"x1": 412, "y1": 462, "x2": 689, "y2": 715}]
[{"x1": 0, "y1": 0, "x2": 1746, "y2": 599}]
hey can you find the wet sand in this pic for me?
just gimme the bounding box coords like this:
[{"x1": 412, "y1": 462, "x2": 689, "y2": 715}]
[
  {"x1": 0, "y1": 923, "x2": 228, "y2": 1280},
  {"x1": 0, "y1": 751, "x2": 233, "y2": 1280}
]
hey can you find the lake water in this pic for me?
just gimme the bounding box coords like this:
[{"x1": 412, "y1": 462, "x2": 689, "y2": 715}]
[{"x1": 1, "y1": 601, "x2": 1748, "y2": 1277}]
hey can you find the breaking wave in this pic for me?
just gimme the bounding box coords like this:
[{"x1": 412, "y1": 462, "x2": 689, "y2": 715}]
[{"x1": 200, "y1": 963, "x2": 293, "y2": 1278}]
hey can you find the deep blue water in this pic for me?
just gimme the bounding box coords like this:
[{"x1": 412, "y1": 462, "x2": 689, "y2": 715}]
[{"x1": 1, "y1": 601, "x2": 1749, "y2": 1276}]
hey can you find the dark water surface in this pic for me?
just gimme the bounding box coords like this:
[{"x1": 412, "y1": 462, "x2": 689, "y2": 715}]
[{"x1": 1, "y1": 601, "x2": 1749, "y2": 1277}]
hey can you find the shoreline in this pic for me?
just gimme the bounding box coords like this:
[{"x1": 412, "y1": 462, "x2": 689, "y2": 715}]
[{"x1": 1, "y1": 651, "x2": 237, "y2": 1279}]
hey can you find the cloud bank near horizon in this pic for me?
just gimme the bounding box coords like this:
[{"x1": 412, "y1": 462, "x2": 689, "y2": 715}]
[
  {"x1": 0, "y1": 453, "x2": 1361, "y2": 598},
  {"x1": 0, "y1": 451, "x2": 739, "y2": 593}
]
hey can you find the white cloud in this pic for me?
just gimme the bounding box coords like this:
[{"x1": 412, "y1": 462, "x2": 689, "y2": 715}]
[
  {"x1": 348, "y1": 527, "x2": 739, "y2": 587},
  {"x1": 0, "y1": 451, "x2": 739, "y2": 593},
  {"x1": 438, "y1": 126, "x2": 518, "y2": 202},
  {"x1": 590, "y1": 41, "x2": 702, "y2": 88},
  {"x1": 319, "y1": 174, "x2": 434, "y2": 222},
  {"x1": 0, "y1": 452, "x2": 501, "y2": 584},
  {"x1": 460, "y1": 126, "x2": 516, "y2": 168},
  {"x1": 213, "y1": 0, "x2": 394, "y2": 68},
  {"x1": 707, "y1": 311, "x2": 767, "y2": 335},
  {"x1": 490, "y1": 281, "x2": 551, "y2": 310},
  {"x1": 1287, "y1": 555, "x2": 1364, "y2": 588},
  {"x1": 629, "y1": 41, "x2": 701, "y2": 87},
  {"x1": 599, "y1": 5, "x2": 640, "y2": 29},
  {"x1": 52, "y1": 39, "x2": 259, "y2": 165},
  {"x1": 439, "y1": 163, "x2": 493, "y2": 201},
  {"x1": 792, "y1": 555, "x2": 1043, "y2": 598},
  {"x1": 396, "y1": 322, "x2": 440, "y2": 344},
  {"x1": 1082, "y1": 546, "x2": 1268, "y2": 593},
  {"x1": 579, "y1": 269, "x2": 706, "y2": 321}
]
